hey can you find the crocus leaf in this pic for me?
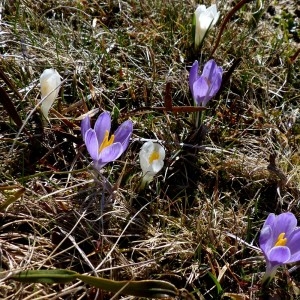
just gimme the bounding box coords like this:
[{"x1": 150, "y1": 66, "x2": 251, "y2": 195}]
[
  {"x1": 77, "y1": 274, "x2": 178, "y2": 298},
  {"x1": 11, "y1": 269, "x2": 78, "y2": 284},
  {"x1": 9, "y1": 269, "x2": 179, "y2": 298}
]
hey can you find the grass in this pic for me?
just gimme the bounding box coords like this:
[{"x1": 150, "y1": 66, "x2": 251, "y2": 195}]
[{"x1": 0, "y1": 0, "x2": 300, "y2": 299}]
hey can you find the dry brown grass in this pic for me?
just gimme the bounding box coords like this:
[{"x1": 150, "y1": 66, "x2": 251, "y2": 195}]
[{"x1": 0, "y1": 0, "x2": 300, "y2": 299}]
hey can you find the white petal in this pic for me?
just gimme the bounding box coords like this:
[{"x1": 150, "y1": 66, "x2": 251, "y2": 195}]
[{"x1": 195, "y1": 5, "x2": 207, "y2": 18}]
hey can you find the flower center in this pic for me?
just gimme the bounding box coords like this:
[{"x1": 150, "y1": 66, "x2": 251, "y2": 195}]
[
  {"x1": 99, "y1": 130, "x2": 114, "y2": 153},
  {"x1": 149, "y1": 151, "x2": 159, "y2": 164},
  {"x1": 274, "y1": 232, "x2": 287, "y2": 247}
]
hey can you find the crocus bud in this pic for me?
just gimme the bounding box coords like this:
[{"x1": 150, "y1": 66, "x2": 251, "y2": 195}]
[
  {"x1": 189, "y1": 59, "x2": 222, "y2": 107},
  {"x1": 194, "y1": 4, "x2": 220, "y2": 48},
  {"x1": 40, "y1": 69, "x2": 61, "y2": 120},
  {"x1": 139, "y1": 141, "x2": 165, "y2": 189}
]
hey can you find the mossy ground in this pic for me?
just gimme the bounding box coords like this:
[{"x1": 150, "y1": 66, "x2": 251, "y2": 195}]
[{"x1": 0, "y1": 0, "x2": 300, "y2": 299}]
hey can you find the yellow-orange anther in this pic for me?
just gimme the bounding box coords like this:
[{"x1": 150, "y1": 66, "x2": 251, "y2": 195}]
[
  {"x1": 274, "y1": 232, "x2": 287, "y2": 247},
  {"x1": 149, "y1": 151, "x2": 159, "y2": 164},
  {"x1": 99, "y1": 130, "x2": 114, "y2": 152}
]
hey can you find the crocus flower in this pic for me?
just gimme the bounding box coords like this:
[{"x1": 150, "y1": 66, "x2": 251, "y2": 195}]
[
  {"x1": 194, "y1": 4, "x2": 220, "y2": 48},
  {"x1": 40, "y1": 69, "x2": 61, "y2": 120},
  {"x1": 189, "y1": 59, "x2": 222, "y2": 107},
  {"x1": 139, "y1": 141, "x2": 165, "y2": 189},
  {"x1": 81, "y1": 111, "x2": 133, "y2": 170},
  {"x1": 259, "y1": 212, "x2": 300, "y2": 283}
]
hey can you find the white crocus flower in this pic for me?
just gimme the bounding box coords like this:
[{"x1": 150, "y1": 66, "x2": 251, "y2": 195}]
[
  {"x1": 194, "y1": 4, "x2": 220, "y2": 48},
  {"x1": 139, "y1": 141, "x2": 165, "y2": 189},
  {"x1": 40, "y1": 69, "x2": 61, "y2": 120}
]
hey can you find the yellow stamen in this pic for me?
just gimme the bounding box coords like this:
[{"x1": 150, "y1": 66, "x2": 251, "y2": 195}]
[
  {"x1": 274, "y1": 232, "x2": 287, "y2": 247},
  {"x1": 149, "y1": 151, "x2": 159, "y2": 164},
  {"x1": 99, "y1": 130, "x2": 114, "y2": 153}
]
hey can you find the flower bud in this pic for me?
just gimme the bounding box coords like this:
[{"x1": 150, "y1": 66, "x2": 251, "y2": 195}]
[
  {"x1": 40, "y1": 69, "x2": 61, "y2": 120},
  {"x1": 194, "y1": 4, "x2": 220, "y2": 48}
]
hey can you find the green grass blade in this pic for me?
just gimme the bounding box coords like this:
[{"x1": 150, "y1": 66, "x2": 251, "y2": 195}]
[{"x1": 208, "y1": 271, "x2": 223, "y2": 294}]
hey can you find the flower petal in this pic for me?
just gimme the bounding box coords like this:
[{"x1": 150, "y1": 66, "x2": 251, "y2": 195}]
[
  {"x1": 189, "y1": 61, "x2": 199, "y2": 94},
  {"x1": 150, "y1": 159, "x2": 164, "y2": 174},
  {"x1": 268, "y1": 246, "x2": 291, "y2": 265},
  {"x1": 202, "y1": 59, "x2": 217, "y2": 80},
  {"x1": 273, "y1": 212, "x2": 297, "y2": 241},
  {"x1": 139, "y1": 141, "x2": 155, "y2": 175},
  {"x1": 81, "y1": 116, "x2": 91, "y2": 141},
  {"x1": 199, "y1": 14, "x2": 214, "y2": 32},
  {"x1": 286, "y1": 229, "x2": 300, "y2": 262},
  {"x1": 94, "y1": 111, "x2": 111, "y2": 145},
  {"x1": 85, "y1": 129, "x2": 99, "y2": 161},
  {"x1": 194, "y1": 6, "x2": 207, "y2": 47},
  {"x1": 195, "y1": 5, "x2": 207, "y2": 17},
  {"x1": 114, "y1": 120, "x2": 133, "y2": 150},
  {"x1": 193, "y1": 76, "x2": 210, "y2": 106},
  {"x1": 263, "y1": 213, "x2": 276, "y2": 228},
  {"x1": 206, "y1": 4, "x2": 220, "y2": 26},
  {"x1": 195, "y1": 14, "x2": 213, "y2": 46},
  {"x1": 157, "y1": 143, "x2": 166, "y2": 160},
  {"x1": 211, "y1": 11, "x2": 220, "y2": 26},
  {"x1": 259, "y1": 225, "x2": 273, "y2": 255},
  {"x1": 98, "y1": 142, "x2": 123, "y2": 163},
  {"x1": 208, "y1": 69, "x2": 222, "y2": 98}
]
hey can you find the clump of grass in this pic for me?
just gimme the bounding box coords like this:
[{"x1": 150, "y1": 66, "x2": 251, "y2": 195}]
[{"x1": 0, "y1": 0, "x2": 300, "y2": 299}]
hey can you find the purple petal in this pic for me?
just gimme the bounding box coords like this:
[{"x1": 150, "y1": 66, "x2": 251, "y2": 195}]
[
  {"x1": 114, "y1": 120, "x2": 133, "y2": 150},
  {"x1": 203, "y1": 60, "x2": 222, "y2": 101},
  {"x1": 192, "y1": 76, "x2": 210, "y2": 106},
  {"x1": 268, "y1": 246, "x2": 291, "y2": 265},
  {"x1": 263, "y1": 213, "x2": 276, "y2": 228},
  {"x1": 259, "y1": 225, "x2": 273, "y2": 255},
  {"x1": 208, "y1": 69, "x2": 222, "y2": 97},
  {"x1": 287, "y1": 229, "x2": 300, "y2": 262},
  {"x1": 81, "y1": 116, "x2": 91, "y2": 141},
  {"x1": 273, "y1": 212, "x2": 297, "y2": 241},
  {"x1": 201, "y1": 94, "x2": 212, "y2": 107},
  {"x1": 98, "y1": 142, "x2": 123, "y2": 163},
  {"x1": 202, "y1": 59, "x2": 217, "y2": 79},
  {"x1": 94, "y1": 111, "x2": 111, "y2": 145},
  {"x1": 189, "y1": 61, "x2": 199, "y2": 94},
  {"x1": 85, "y1": 129, "x2": 99, "y2": 161}
]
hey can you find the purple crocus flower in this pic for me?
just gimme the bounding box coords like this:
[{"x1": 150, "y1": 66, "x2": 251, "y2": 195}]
[
  {"x1": 189, "y1": 59, "x2": 222, "y2": 106},
  {"x1": 259, "y1": 212, "x2": 300, "y2": 283},
  {"x1": 81, "y1": 111, "x2": 133, "y2": 170}
]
